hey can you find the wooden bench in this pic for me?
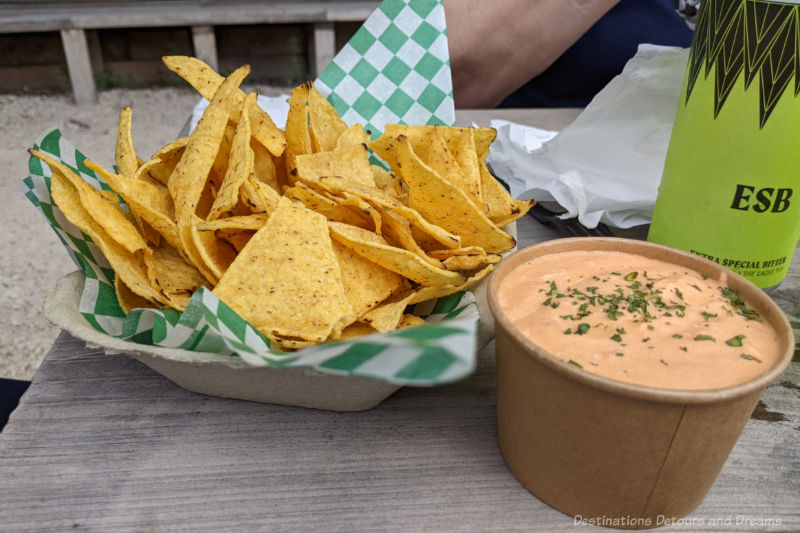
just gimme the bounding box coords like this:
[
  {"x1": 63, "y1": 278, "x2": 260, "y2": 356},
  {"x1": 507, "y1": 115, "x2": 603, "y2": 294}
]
[{"x1": 1, "y1": 0, "x2": 380, "y2": 104}]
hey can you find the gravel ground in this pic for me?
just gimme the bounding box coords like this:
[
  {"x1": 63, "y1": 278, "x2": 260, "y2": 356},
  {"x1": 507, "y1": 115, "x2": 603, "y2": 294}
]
[{"x1": 0, "y1": 85, "x2": 288, "y2": 380}]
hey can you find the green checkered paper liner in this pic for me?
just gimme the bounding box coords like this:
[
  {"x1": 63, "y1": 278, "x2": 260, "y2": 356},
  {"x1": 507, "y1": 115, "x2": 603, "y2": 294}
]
[{"x1": 315, "y1": 0, "x2": 454, "y2": 137}]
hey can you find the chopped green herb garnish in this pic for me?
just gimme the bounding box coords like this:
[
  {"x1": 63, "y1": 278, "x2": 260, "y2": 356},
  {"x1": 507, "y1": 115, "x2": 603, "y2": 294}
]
[
  {"x1": 615, "y1": 352, "x2": 624, "y2": 357},
  {"x1": 672, "y1": 333, "x2": 683, "y2": 339},
  {"x1": 725, "y1": 335, "x2": 745, "y2": 347},
  {"x1": 576, "y1": 323, "x2": 590, "y2": 335},
  {"x1": 610, "y1": 334, "x2": 623, "y2": 342},
  {"x1": 720, "y1": 287, "x2": 762, "y2": 321},
  {"x1": 568, "y1": 359, "x2": 583, "y2": 368},
  {"x1": 694, "y1": 334, "x2": 715, "y2": 342},
  {"x1": 624, "y1": 272, "x2": 638, "y2": 281},
  {"x1": 691, "y1": 284, "x2": 702, "y2": 292},
  {"x1": 674, "y1": 288, "x2": 684, "y2": 300},
  {"x1": 701, "y1": 312, "x2": 717, "y2": 321},
  {"x1": 740, "y1": 353, "x2": 762, "y2": 363}
]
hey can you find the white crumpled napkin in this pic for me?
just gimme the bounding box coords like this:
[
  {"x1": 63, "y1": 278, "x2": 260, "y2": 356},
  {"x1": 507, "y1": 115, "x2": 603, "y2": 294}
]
[{"x1": 487, "y1": 44, "x2": 690, "y2": 229}]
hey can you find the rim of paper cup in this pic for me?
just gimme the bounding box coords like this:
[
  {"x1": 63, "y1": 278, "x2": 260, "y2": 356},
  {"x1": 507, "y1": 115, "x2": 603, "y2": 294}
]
[{"x1": 488, "y1": 237, "x2": 796, "y2": 405}]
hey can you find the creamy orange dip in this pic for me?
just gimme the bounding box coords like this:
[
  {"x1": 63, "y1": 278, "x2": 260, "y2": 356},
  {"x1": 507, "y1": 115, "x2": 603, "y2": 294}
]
[{"x1": 497, "y1": 250, "x2": 782, "y2": 390}]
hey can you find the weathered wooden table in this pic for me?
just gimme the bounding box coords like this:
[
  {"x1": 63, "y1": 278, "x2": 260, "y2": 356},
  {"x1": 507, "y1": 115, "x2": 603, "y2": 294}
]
[{"x1": 1, "y1": 109, "x2": 797, "y2": 532}]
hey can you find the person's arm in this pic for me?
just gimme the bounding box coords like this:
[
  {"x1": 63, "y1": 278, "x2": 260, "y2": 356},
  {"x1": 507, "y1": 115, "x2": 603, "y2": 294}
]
[{"x1": 444, "y1": 0, "x2": 620, "y2": 108}]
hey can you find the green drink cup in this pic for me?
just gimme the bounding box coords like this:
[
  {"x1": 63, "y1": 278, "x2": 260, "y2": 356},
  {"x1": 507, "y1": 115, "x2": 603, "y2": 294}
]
[{"x1": 649, "y1": 0, "x2": 800, "y2": 288}]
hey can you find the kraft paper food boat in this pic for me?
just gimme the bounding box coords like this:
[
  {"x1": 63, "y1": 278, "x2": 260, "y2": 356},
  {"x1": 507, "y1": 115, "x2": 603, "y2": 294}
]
[
  {"x1": 24, "y1": 0, "x2": 501, "y2": 411},
  {"x1": 488, "y1": 237, "x2": 794, "y2": 528}
]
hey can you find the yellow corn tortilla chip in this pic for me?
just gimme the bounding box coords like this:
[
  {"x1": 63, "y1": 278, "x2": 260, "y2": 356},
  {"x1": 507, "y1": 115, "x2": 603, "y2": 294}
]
[
  {"x1": 285, "y1": 183, "x2": 372, "y2": 228},
  {"x1": 332, "y1": 240, "x2": 405, "y2": 319},
  {"x1": 190, "y1": 214, "x2": 237, "y2": 282},
  {"x1": 213, "y1": 197, "x2": 354, "y2": 344},
  {"x1": 435, "y1": 125, "x2": 483, "y2": 207},
  {"x1": 378, "y1": 207, "x2": 442, "y2": 268},
  {"x1": 337, "y1": 321, "x2": 379, "y2": 340},
  {"x1": 210, "y1": 122, "x2": 236, "y2": 187},
  {"x1": 441, "y1": 254, "x2": 489, "y2": 271},
  {"x1": 328, "y1": 221, "x2": 464, "y2": 286},
  {"x1": 307, "y1": 83, "x2": 348, "y2": 152},
  {"x1": 329, "y1": 192, "x2": 382, "y2": 235},
  {"x1": 478, "y1": 155, "x2": 534, "y2": 227},
  {"x1": 311, "y1": 175, "x2": 462, "y2": 250},
  {"x1": 162, "y1": 55, "x2": 286, "y2": 157},
  {"x1": 169, "y1": 65, "x2": 250, "y2": 226},
  {"x1": 145, "y1": 243, "x2": 207, "y2": 310},
  {"x1": 371, "y1": 164, "x2": 407, "y2": 202},
  {"x1": 178, "y1": 222, "x2": 219, "y2": 285},
  {"x1": 336, "y1": 124, "x2": 371, "y2": 150},
  {"x1": 360, "y1": 289, "x2": 418, "y2": 332},
  {"x1": 115, "y1": 275, "x2": 157, "y2": 314},
  {"x1": 49, "y1": 169, "x2": 165, "y2": 307},
  {"x1": 395, "y1": 136, "x2": 515, "y2": 253},
  {"x1": 130, "y1": 159, "x2": 164, "y2": 247},
  {"x1": 208, "y1": 93, "x2": 256, "y2": 220},
  {"x1": 241, "y1": 176, "x2": 281, "y2": 214},
  {"x1": 115, "y1": 107, "x2": 138, "y2": 178},
  {"x1": 32, "y1": 149, "x2": 149, "y2": 257},
  {"x1": 251, "y1": 137, "x2": 280, "y2": 191},
  {"x1": 196, "y1": 214, "x2": 268, "y2": 232},
  {"x1": 145, "y1": 137, "x2": 188, "y2": 186},
  {"x1": 398, "y1": 314, "x2": 426, "y2": 329},
  {"x1": 284, "y1": 83, "x2": 313, "y2": 181},
  {"x1": 409, "y1": 264, "x2": 495, "y2": 305},
  {"x1": 86, "y1": 160, "x2": 182, "y2": 253},
  {"x1": 295, "y1": 143, "x2": 376, "y2": 190},
  {"x1": 216, "y1": 229, "x2": 254, "y2": 253},
  {"x1": 415, "y1": 126, "x2": 479, "y2": 207}
]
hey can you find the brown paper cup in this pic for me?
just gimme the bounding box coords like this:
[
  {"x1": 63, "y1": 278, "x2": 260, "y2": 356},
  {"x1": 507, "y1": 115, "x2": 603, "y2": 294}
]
[{"x1": 487, "y1": 238, "x2": 795, "y2": 529}]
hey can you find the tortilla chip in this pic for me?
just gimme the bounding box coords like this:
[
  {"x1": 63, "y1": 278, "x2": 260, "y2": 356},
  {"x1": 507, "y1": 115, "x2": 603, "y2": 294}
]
[
  {"x1": 115, "y1": 275, "x2": 156, "y2": 314},
  {"x1": 295, "y1": 143, "x2": 375, "y2": 190},
  {"x1": 307, "y1": 83, "x2": 348, "y2": 152},
  {"x1": 86, "y1": 159, "x2": 182, "y2": 253},
  {"x1": 328, "y1": 221, "x2": 465, "y2": 286},
  {"x1": 145, "y1": 137, "x2": 188, "y2": 186},
  {"x1": 32, "y1": 150, "x2": 149, "y2": 256},
  {"x1": 169, "y1": 65, "x2": 250, "y2": 226},
  {"x1": 337, "y1": 321, "x2": 379, "y2": 340},
  {"x1": 162, "y1": 55, "x2": 286, "y2": 157},
  {"x1": 435, "y1": 125, "x2": 483, "y2": 207},
  {"x1": 115, "y1": 107, "x2": 138, "y2": 179},
  {"x1": 284, "y1": 83, "x2": 314, "y2": 181},
  {"x1": 395, "y1": 136, "x2": 515, "y2": 253},
  {"x1": 312, "y1": 175, "x2": 462, "y2": 250},
  {"x1": 196, "y1": 213, "x2": 268, "y2": 232},
  {"x1": 190, "y1": 214, "x2": 237, "y2": 282},
  {"x1": 145, "y1": 243, "x2": 207, "y2": 310},
  {"x1": 336, "y1": 124, "x2": 371, "y2": 150},
  {"x1": 213, "y1": 197, "x2": 354, "y2": 345},
  {"x1": 208, "y1": 93, "x2": 256, "y2": 220},
  {"x1": 478, "y1": 155, "x2": 534, "y2": 227},
  {"x1": 49, "y1": 169, "x2": 164, "y2": 306},
  {"x1": 285, "y1": 183, "x2": 372, "y2": 228},
  {"x1": 332, "y1": 240, "x2": 405, "y2": 319}
]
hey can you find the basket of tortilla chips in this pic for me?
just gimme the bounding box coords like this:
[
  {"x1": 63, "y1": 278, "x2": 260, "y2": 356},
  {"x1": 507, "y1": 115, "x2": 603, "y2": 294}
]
[{"x1": 24, "y1": 51, "x2": 531, "y2": 410}]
